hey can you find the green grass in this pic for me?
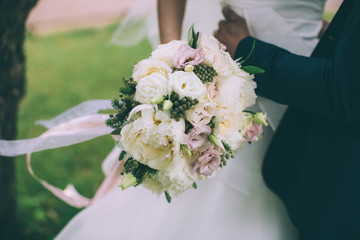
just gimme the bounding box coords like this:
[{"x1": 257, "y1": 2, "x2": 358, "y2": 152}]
[{"x1": 17, "y1": 24, "x2": 152, "y2": 239}]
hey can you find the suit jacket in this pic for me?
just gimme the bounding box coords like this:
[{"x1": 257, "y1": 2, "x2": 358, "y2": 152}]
[{"x1": 235, "y1": 0, "x2": 360, "y2": 239}]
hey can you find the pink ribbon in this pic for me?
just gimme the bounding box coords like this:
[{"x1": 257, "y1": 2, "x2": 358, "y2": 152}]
[{"x1": 25, "y1": 114, "x2": 124, "y2": 208}]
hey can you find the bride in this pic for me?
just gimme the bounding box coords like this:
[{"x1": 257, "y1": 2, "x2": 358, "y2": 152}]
[{"x1": 56, "y1": 0, "x2": 326, "y2": 239}]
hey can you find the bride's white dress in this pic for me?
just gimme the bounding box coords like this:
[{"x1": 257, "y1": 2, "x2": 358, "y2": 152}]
[{"x1": 56, "y1": 0, "x2": 325, "y2": 239}]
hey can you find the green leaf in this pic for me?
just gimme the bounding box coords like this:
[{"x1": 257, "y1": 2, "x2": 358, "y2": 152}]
[
  {"x1": 238, "y1": 40, "x2": 256, "y2": 65},
  {"x1": 240, "y1": 65, "x2": 265, "y2": 74},
  {"x1": 207, "y1": 116, "x2": 216, "y2": 130},
  {"x1": 193, "y1": 31, "x2": 199, "y2": 49},
  {"x1": 208, "y1": 133, "x2": 221, "y2": 148},
  {"x1": 187, "y1": 24, "x2": 194, "y2": 45},
  {"x1": 165, "y1": 191, "x2": 172, "y2": 203},
  {"x1": 187, "y1": 24, "x2": 199, "y2": 49},
  {"x1": 192, "y1": 182, "x2": 197, "y2": 189},
  {"x1": 242, "y1": 110, "x2": 255, "y2": 115},
  {"x1": 111, "y1": 129, "x2": 121, "y2": 135},
  {"x1": 221, "y1": 141, "x2": 234, "y2": 154},
  {"x1": 119, "y1": 151, "x2": 126, "y2": 161},
  {"x1": 181, "y1": 144, "x2": 192, "y2": 157}
]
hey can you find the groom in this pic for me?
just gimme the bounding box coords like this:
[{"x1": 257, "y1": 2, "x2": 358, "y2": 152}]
[{"x1": 215, "y1": 1, "x2": 360, "y2": 239}]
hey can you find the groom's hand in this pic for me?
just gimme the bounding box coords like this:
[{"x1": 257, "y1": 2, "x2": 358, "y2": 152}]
[{"x1": 214, "y1": 7, "x2": 250, "y2": 58}]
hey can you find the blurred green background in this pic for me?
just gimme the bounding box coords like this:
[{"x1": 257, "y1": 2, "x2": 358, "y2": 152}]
[{"x1": 16, "y1": 12, "x2": 335, "y2": 240}]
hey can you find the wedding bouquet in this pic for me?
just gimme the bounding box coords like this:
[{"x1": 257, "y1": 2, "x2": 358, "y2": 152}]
[{"x1": 106, "y1": 26, "x2": 267, "y2": 202}]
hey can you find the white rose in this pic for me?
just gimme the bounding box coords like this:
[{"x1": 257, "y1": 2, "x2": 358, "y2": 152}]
[
  {"x1": 186, "y1": 101, "x2": 217, "y2": 125},
  {"x1": 134, "y1": 73, "x2": 171, "y2": 104},
  {"x1": 143, "y1": 156, "x2": 197, "y2": 198},
  {"x1": 213, "y1": 110, "x2": 249, "y2": 151},
  {"x1": 133, "y1": 59, "x2": 172, "y2": 82},
  {"x1": 214, "y1": 75, "x2": 257, "y2": 112},
  {"x1": 169, "y1": 71, "x2": 206, "y2": 99},
  {"x1": 120, "y1": 105, "x2": 186, "y2": 171},
  {"x1": 151, "y1": 40, "x2": 187, "y2": 67}
]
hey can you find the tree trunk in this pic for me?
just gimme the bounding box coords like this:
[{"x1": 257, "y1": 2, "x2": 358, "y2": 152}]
[{"x1": 0, "y1": 1, "x2": 38, "y2": 239}]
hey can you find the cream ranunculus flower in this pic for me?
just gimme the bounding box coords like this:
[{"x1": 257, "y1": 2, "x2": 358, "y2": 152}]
[
  {"x1": 132, "y1": 59, "x2": 172, "y2": 82},
  {"x1": 134, "y1": 73, "x2": 171, "y2": 104},
  {"x1": 213, "y1": 110, "x2": 254, "y2": 151},
  {"x1": 214, "y1": 75, "x2": 257, "y2": 112},
  {"x1": 169, "y1": 71, "x2": 206, "y2": 99},
  {"x1": 186, "y1": 101, "x2": 217, "y2": 125},
  {"x1": 143, "y1": 155, "x2": 197, "y2": 198},
  {"x1": 120, "y1": 105, "x2": 186, "y2": 171},
  {"x1": 151, "y1": 40, "x2": 187, "y2": 67},
  {"x1": 213, "y1": 113, "x2": 242, "y2": 151}
]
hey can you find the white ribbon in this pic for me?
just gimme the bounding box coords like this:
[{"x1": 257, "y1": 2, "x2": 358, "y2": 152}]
[{"x1": 0, "y1": 100, "x2": 125, "y2": 208}]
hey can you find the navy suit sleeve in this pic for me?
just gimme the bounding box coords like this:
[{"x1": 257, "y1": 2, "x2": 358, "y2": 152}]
[{"x1": 235, "y1": 13, "x2": 360, "y2": 124}]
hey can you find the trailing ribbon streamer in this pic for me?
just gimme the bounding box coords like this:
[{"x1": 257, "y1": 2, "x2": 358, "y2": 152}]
[
  {"x1": 0, "y1": 100, "x2": 125, "y2": 208},
  {"x1": 0, "y1": 100, "x2": 113, "y2": 156},
  {"x1": 36, "y1": 99, "x2": 113, "y2": 129}
]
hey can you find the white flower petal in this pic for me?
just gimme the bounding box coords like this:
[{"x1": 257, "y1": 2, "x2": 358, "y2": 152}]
[{"x1": 169, "y1": 71, "x2": 206, "y2": 99}]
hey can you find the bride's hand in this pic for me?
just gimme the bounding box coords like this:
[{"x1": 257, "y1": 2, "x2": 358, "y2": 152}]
[{"x1": 214, "y1": 7, "x2": 250, "y2": 58}]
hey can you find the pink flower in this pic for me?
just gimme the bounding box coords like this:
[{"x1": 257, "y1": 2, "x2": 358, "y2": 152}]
[
  {"x1": 187, "y1": 125, "x2": 212, "y2": 151},
  {"x1": 245, "y1": 122, "x2": 263, "y2": 143},
  {"x1": 192, "y1": 147, "x2": 221, "y2": 176},
  {"x1": 172, "y1": 44, "x2": 204, "y2": 69}
]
